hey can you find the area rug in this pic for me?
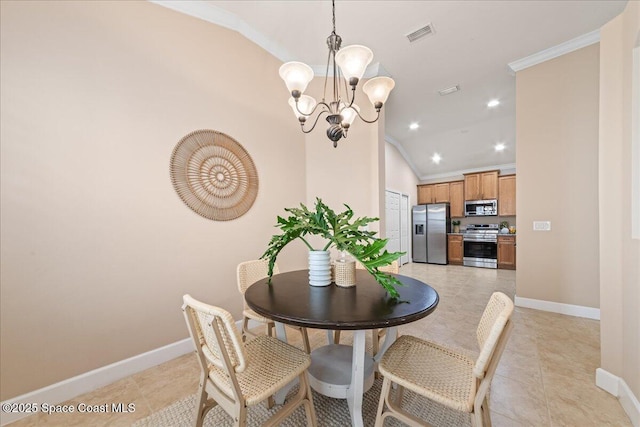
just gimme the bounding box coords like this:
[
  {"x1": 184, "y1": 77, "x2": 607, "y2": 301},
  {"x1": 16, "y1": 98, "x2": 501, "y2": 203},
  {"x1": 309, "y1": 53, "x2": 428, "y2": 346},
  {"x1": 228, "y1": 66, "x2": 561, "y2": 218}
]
[{"x1": 133, "y1": 378, "x2": 469, "y2": 426}]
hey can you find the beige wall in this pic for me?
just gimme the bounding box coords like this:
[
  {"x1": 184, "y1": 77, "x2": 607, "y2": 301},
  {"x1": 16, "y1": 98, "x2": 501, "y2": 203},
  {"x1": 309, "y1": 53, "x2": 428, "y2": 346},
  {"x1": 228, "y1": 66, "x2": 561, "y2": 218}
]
[
  {"x1": 515, "y1": 44, "x2": 601, "y2": 308},
  {"x1": 385, "y1": 142, "x2": 418, "y2": 206},
  {"x1": 0, "y1": 1, "x2": 308, "y2": 400},
  {"x1": 599, "y1": 0, "x2": 640, "y2": 399},
  {"x1": 304, "y1": 77, "x2": 385, "y2": 234}
]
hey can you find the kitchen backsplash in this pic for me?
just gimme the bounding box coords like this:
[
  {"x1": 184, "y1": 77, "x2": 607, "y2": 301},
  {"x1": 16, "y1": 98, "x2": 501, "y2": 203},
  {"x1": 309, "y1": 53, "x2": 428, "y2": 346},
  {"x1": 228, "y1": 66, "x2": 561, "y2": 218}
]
[{"x1": 456, "y1": 215, "x2": 516, "y2": 231}]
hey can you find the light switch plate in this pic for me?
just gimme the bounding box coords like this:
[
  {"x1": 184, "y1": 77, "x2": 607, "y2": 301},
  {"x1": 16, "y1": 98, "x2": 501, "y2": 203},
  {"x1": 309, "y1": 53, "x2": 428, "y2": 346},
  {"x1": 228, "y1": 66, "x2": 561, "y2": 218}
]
[{"x1": 533, "y1": 221, "x2": 551, "y2": 231}]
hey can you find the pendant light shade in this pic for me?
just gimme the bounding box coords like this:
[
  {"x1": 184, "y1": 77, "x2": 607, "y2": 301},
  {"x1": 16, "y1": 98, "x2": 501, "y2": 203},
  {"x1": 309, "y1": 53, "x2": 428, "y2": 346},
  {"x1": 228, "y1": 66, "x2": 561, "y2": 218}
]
[
  {"x1": 288, "y1": 95, "x2": 317, "y2": 119},
  {"x1": 363, "y1": 76, "x2": 396, "y2": 107},
  {"x1": 335, "y1": 45, "x2": 373, "y2": 83},
  {"x1": 279, "y1": 62, "x2": 314, "y2": 95}
]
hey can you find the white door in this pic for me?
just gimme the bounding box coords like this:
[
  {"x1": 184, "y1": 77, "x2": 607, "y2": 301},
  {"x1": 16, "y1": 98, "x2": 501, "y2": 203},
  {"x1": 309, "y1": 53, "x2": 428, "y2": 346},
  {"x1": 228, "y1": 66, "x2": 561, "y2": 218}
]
[
  {"x1": 385, "y1": 191, "x2": 401, "y2": 255},
  {"x1": 400, "y1": 194, "x2": 410, "y2": 265}
]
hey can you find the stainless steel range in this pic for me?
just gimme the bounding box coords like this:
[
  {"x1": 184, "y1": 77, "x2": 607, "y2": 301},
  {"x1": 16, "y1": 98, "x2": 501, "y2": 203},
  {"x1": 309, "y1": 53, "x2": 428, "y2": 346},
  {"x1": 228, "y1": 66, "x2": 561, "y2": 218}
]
[{"x1": 463, "y1": 224, "x2": 499, "y2": 268}]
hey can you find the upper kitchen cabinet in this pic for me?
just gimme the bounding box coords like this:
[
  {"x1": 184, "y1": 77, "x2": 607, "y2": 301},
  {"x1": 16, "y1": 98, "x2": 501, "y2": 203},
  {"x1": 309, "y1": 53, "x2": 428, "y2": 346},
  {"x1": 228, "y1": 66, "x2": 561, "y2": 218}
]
[
  {"x1": 498, "y1": 175, "x2": 516, "y2": 216},
  {"x1": 464, "y1": 170, "x2": 498, "y2": 201},
  {"x1": 418, "y1": 183, "x2": 450, "y2": 204},
  {"x1": 449, "y1": 181, "x2": 464, "y2": 217},
  {"x1": 418, "y1": 184, "x2": 434, "y2": 204},
  {"x1": 434, "y1": 183, "x2": 450, "y2": 202}
]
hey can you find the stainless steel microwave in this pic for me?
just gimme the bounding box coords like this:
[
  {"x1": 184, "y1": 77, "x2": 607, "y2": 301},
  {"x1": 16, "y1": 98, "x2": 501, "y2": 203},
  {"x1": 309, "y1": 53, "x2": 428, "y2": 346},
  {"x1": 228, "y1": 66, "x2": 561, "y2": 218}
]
[{"x1": 464, "y1": 199, "x2": 498, "y2": 216}]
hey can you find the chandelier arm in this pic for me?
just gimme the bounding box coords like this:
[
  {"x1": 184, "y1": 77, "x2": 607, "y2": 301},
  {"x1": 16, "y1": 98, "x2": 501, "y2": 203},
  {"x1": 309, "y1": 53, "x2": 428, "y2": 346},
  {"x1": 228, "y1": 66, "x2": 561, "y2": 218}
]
[
  {"x1": 343, "y1": 86, "x2": 357, "y2": 109},
  {"x1": 353, "y1": 108, "x2": 382, "y2": 124},
  {"x1": 300, "y1": 110, "x2": 329, "y2": 134},
  {"x1": 295, "y1": 100, "x2": 332, "y2": 117}
]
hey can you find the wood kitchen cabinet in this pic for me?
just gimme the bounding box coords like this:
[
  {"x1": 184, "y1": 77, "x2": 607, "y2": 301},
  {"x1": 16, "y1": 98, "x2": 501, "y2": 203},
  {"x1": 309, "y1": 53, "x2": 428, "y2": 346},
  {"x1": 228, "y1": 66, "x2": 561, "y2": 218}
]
[
  {"x1": 498, "y1": 175, "x2": 516, "y2": 216},
  {"x1": 417, "y1": 185, "x2": 434, "y2": 204},
  {"x1": 449, "y1": 181, "x2": 464, "y2": 217},
  {"x1": 464, "y1": 170, "x2": 499, "y2": 201},
  {"x1": 448, "y1": 234, "x2": 463, "y2": 265},
  {"x1": 497, "y1": 235, "x2": 516, "y2": 269},
  {"x1": 418, "y1": 183, "x2": 450, "y2": 204}
]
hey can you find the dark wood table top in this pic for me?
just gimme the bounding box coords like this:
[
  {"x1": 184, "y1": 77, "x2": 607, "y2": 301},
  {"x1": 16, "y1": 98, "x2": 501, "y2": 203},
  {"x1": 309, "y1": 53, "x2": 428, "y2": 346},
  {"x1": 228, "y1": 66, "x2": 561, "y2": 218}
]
[{"x1": 244, "y1": 270, "x2": 439, "y2": 330}]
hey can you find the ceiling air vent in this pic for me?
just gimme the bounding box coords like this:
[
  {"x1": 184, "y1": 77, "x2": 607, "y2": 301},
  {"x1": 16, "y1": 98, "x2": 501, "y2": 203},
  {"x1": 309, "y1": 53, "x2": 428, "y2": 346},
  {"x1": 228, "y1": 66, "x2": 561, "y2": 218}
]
[
  {"x1": 406, "y1": 23, "x2": 435, "y2": 43},
  {"x1": 438, "y1": 85, "x2": 460, "y2": 96}
]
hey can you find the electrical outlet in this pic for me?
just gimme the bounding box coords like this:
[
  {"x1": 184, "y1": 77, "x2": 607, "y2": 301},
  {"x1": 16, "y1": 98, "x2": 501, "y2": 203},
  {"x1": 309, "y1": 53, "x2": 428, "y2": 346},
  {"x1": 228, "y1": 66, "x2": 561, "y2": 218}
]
[{"x1": 533, "y1": 221, "x2": 551, "y2": 231}]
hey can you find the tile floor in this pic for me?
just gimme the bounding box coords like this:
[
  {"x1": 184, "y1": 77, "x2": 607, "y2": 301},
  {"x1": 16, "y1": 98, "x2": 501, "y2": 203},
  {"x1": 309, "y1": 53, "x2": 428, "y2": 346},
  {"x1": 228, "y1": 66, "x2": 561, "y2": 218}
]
[{"x1": 5, "y1": 263, "x2": 631, "y2": 426}]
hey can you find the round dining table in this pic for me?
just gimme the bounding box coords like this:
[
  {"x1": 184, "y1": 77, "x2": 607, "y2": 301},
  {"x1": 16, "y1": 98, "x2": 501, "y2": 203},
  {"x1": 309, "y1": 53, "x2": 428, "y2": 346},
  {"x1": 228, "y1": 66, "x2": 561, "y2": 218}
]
[{"x1": 245, "y1": 269, "x2": 439, "y2": 427}]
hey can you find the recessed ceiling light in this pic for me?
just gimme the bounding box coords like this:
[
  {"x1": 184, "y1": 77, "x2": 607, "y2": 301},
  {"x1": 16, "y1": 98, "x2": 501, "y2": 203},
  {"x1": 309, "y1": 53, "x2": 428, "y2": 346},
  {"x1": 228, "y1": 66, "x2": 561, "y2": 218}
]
[
  {"x1": 495, "y1": 143, "x2": 506, "y2": 152},
  {"x1": 409, "y1": 122, "x2": 419, "y2": 130},
  {"x1": 487, "y1": 99, "x2": 500, "y2": 108},
  {"x1": 432, "y1": 153, "x2": 441, "y2": 164}
]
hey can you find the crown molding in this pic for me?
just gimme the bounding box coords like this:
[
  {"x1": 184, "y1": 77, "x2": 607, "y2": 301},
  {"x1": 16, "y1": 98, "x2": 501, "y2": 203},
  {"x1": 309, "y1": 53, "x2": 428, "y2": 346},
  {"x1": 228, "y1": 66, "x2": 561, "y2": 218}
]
[
  {"x1": 419, "y1": 163, "x2": 517, "y2": 183},
  {"x1": 508, "y1": 29, "x2": 600, "y2": 73}
]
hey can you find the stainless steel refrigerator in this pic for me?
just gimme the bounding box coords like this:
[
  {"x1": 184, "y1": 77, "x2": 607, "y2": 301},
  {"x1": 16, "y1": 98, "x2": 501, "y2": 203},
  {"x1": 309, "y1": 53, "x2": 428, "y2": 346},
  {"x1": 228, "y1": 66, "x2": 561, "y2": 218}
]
[{"x1": 412, "y1": 203, "x2": 450, "y2": 264}]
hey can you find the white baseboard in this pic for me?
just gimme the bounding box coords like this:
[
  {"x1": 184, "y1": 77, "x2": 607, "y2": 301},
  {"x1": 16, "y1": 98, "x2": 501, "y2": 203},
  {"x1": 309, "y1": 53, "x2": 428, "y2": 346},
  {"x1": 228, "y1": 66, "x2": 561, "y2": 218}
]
[
  {"x1": 514, "y1": 296, "x2": 600, "y2": 320},
  {"x1": 596, "y1": 368, "x2": 640, "y2": 427},
  {"x1": 0, "y1": 338, "x2": 194, "y2": 426}
]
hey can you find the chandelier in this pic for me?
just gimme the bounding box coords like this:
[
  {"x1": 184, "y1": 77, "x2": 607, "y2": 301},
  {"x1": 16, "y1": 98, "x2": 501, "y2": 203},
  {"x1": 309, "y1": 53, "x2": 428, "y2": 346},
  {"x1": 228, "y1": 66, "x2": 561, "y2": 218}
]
[{"x1": 278, "y1": 0, "x2": 395, "y2": 148}]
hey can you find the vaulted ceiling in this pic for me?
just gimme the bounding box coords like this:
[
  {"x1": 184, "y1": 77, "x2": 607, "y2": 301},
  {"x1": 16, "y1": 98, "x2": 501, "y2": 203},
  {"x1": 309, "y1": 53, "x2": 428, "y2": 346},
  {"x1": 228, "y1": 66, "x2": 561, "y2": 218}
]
[{"x1": 155, "y1": 0, "x2": 627, "y2": 180}]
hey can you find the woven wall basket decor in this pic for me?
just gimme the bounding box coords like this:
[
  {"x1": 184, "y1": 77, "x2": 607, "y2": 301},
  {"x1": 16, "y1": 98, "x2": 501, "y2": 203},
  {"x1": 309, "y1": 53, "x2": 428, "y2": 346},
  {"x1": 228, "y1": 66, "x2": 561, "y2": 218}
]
[{"x1": 170, "y1": 130, "x2": 258, "y2": 221}]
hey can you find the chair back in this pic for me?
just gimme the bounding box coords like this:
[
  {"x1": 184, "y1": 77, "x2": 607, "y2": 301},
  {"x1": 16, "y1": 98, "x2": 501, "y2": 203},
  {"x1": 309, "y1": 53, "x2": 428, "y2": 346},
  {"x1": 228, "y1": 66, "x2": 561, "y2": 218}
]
[
  {"x1": 473, "y1": 292, "x2": 514, "y2": 379},
  {"x1": 183, "y1": 294, "x2": 247, "y2": 373},
  {"x1": 237, "y1": 260, "x2": 279, "y2": 293},
  {"x1": 237, "y1": 260, "x2": 279, "y2": 311}
]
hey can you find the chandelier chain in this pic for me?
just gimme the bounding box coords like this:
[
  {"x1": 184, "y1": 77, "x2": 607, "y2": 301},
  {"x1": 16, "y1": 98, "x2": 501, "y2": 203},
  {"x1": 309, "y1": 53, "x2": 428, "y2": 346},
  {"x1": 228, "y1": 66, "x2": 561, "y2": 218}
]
[{"x1": 332, "y1": 0, "x2": 336, "y2": 34}]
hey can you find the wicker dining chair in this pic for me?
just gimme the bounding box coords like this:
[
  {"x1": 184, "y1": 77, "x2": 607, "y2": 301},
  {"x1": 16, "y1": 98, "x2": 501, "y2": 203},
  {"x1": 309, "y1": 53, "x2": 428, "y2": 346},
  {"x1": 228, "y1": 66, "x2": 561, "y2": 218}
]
[
  {"x1": 336, "y1": 260, "x2": 401, "y2": 352},
  {"x1": 182, "y1": 294, "x2": 317, "y2": 427},
  {"x1": 237, "y1": 260, "x2": 311, "y2": 353},
  {"x1": 374, "y1": 291, "x2": 514, "y2": 427}
]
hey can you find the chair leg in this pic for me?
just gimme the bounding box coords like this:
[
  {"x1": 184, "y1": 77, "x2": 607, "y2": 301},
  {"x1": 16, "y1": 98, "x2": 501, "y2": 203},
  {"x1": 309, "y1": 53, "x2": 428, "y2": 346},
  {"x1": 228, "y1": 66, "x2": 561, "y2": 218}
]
[
  {"x1": 301, "y1": 372, "x2": 318, "y2": 427},
  {"x1": 263, "y1": 372, "x2": 317, "y2": 427},
  {"x1": 241, "y1": 317, "x2": 251, "y2": 342},
  {"x1": 334, "y1": 330, "x2": 341, "y2": 344},
  {"x1": 471, "y1": 402, "x2": 484, "y2": 427},
  {"x1": 234, "y1": 406, "x2": 247, "y2": 427},
  {"x1": 371, "y1": 329, "x2": 380, "y2": 355},
  {"x1": 481, "y1": 396, "x2": 492, "y2": 427},
  {"x1": 267, "y1": 321, "x2": 274, "y2": 337},
  {"x1": 374, "y1": 377, "x2": 393, "y2": 427},
  {"x1": 193, "y1": 375, "x2": 214, "y2": 427},
  {"x1": 299, "y1": 327, "x2": 311, "y2": 354}
]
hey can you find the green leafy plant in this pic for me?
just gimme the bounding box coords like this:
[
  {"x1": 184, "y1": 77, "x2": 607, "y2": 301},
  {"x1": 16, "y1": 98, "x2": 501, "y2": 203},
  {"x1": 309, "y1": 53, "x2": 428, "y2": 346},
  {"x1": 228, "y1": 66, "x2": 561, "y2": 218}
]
[
  {"x1": 452, "y1": 220, "x2": 461, "y2": 226},
  {"x1": 261, "y1": 198, "x2": 405, "y2": 299}
]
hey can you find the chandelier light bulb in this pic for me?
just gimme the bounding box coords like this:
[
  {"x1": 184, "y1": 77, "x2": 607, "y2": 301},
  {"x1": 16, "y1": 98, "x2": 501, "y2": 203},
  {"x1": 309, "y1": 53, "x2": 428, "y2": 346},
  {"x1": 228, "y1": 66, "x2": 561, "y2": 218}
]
[
  {"x1": 335, "y1": 45, "x2": 374, "y2": 85},
  {"x1": 340, "y1": 103, "x2": 360, "y2": 127},
  {"x1": 279, "y1": 62, "x2": 314, "y2": 95},
  {"x1": 363, "y1": 76, "x2": 396, "y2": 108}
]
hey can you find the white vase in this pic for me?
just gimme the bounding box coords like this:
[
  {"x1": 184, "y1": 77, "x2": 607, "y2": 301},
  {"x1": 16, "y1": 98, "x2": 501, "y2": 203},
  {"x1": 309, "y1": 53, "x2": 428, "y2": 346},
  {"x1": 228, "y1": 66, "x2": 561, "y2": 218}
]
[{"x1": 308, "y1": 250, "x2": 332, "y2": 286}]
